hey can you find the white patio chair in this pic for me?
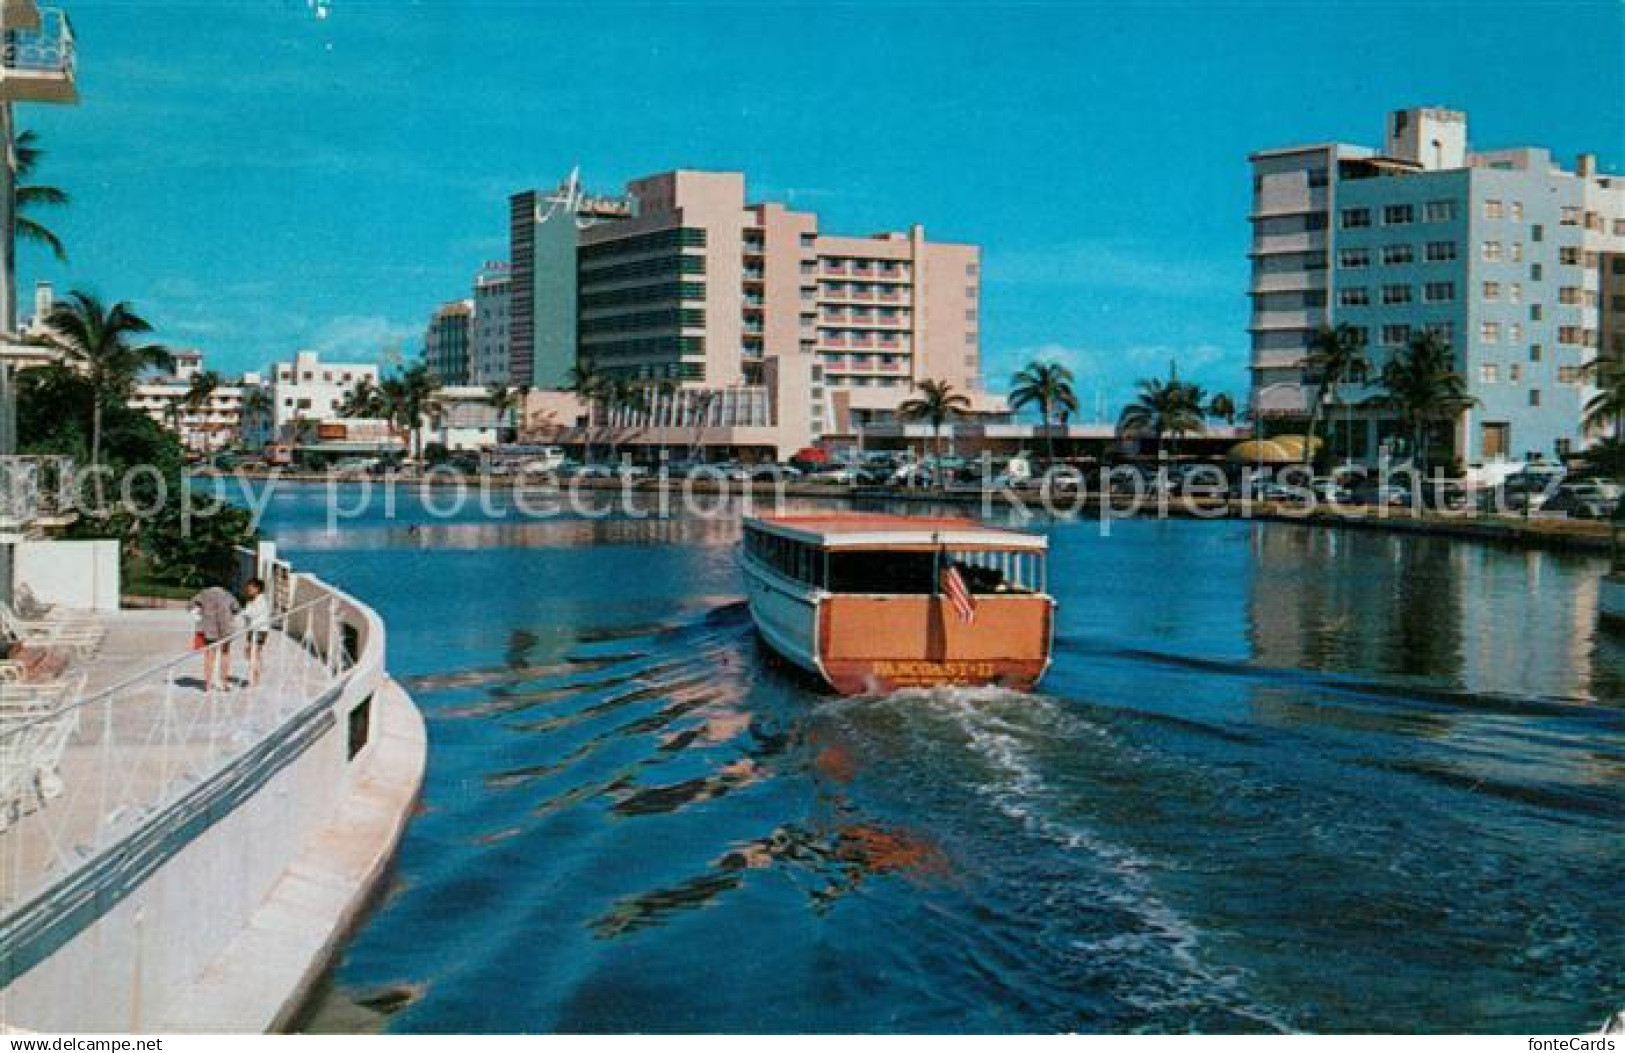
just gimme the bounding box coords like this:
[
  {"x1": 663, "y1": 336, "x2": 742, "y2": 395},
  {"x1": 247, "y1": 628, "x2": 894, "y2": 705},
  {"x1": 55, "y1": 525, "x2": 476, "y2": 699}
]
[
  {"x1": 0, "y1": 603, "x2": 104, "y2": 657},
  {"x1": 0, "y1": 674, "x2": 85, "y2": 827}
]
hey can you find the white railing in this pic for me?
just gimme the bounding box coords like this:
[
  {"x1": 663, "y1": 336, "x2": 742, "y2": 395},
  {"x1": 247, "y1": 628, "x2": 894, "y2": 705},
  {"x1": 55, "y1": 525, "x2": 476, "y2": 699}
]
[
  {"x1": 1, "y1": 7, "x2": 73, "y2": 76},
  {"x1": 0, "y1": 455, "x2": 74, "y2": 527},
  {"x1": 0, "y1": 592, "x2": 357, "y2": 912}
]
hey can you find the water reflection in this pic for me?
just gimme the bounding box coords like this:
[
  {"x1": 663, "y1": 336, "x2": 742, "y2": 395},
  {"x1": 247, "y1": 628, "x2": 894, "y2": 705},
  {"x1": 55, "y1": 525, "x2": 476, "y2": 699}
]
[{"x1": 255, "y1": 487, "x2": 1623, "y2": 1034}]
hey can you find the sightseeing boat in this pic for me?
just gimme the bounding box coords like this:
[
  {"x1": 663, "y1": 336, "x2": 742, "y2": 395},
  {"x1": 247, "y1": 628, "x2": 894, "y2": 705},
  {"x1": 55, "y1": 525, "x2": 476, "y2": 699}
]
[{"x1": 740, "y1": 513, "x2": 1055, "y2": 694}]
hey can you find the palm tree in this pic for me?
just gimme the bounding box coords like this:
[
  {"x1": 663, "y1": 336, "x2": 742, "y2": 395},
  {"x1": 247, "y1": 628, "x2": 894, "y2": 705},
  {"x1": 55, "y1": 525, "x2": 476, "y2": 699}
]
[
  {"x1": 898, "y1": 379, "x2": 970, "y2": 487},
  {"x1": 567, "y1": 361, "x2": 604, "y2": 462},
  {"x1": 185, "y1": 369, "x2": 223, "y2": 452},
  {"x1": 486, "y1": 383, "x2": 519, "y2": 442},
  {"x1": 15, "y1": 130, "x2": 68, "y2": 262},
  {"x1": 379, "y1": 362, "x2": 441, "y2": 463},
  {"x1": 1302, "y1": 324, "x2": 1369, "y2": 467},
  {"x1": 1377, "y1": 330, "x2": 1473, "y2": 470},
  {"x1": 1117, "y1": 361, "x2": 1206, "y2": 460},
  {"x1": 338, "y1": 376, "x2": 385, "y2": 418},
  {"x1": 1208, "y1": 392, "x2": 1238, "y2": 425},
  {"x1": 1008, "y1": 360, "x2": 1078, "y2": 465},
  {"x1": 240, "y1": 385, "x2": 273, "y2": 448},
  {"x1": 687, "y1": 389, "x2": 718, "y2": 462},
  {"x1": 39, "y1": 291, "x2": 172, "y2": 507},
  {"x1": 1583, "y1": 357, "x2": 1625, "y2": 444}
]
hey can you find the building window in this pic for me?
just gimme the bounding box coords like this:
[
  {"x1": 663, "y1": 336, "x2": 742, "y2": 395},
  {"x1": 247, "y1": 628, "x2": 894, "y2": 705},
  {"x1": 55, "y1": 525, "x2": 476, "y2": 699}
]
[
  {"x1": 1381, "y1": 284, "x2": 1412, "y2": 305},
  {"x1": 1481, "y1": 322, "x2": 1500, "y2": 343},
  {"x1": 1424, "y1": 200, "x2": 1456, "y2": 222},
  {"x1": 1510, "y1": 202, "x2": 1524, "y2": 222},
  {"x1": 1307, "y1": 167, "x2": 1329, "y2": 188},
  {"x1": 1484, "y1": 199, "x2": 1504, "y2": 219},
  {"x1": 1483, "y1": 281, "x2": 1501, "y2": 300},
  {"x1": 1509, "y1": 363, "x2": 1522, "y2": 382},
  {"x1": 1510, "y1": 242, "x2": 1523, "y2": 263},
  {"x1": 1559, "y1": 246, "x2": 1582, "y2": 266},
  {"x1": 1530, "y1": 344, "x2": 1543, "y2": 362},
  {"x1": 1557, "y1": 365, "x2": 1581, "y2": 384},
  {"x1": 1558, "y1": 326, "x2": 1581, "y2": 345},
  {"x1": 1381, "y1": 324, "x2": 1412, "y2": 346},
  {"x1": 1425, "y1": 240, "x2": 1457, "y2": 261},
  {"x1": 1383, "y1": 204, "x2": 1415, "y2": 226},
  {"x1": 1481, "y1": 422, "x2": 1510, "y2": 458},
  {"x1": 1508, "y1": 282, "x2": 1522, "y2": 304},
  {"x1": 1508, "y1": 322, "x2": 1522, "y2": 343},
  {"x1": 1530, "y1": 263, "x2": 1543, "y2": 281},
  {"x1": 1531, "y1": 304, "x2": 1543, "y2": 321},
  {"x1": 1382, "y1": 244, "x2": 1414, "y2": 265},
  {"x1": 1425, "y1": 322, "x2": 1454, "y2": 345},
  {"x1": 1480, "y1": 364, "x2": 1499, "y2": 383},
  {"x1": 1423, "y1": 281, "x2": 1455, "y2": 302},
  {"x1": 1531, "y1": 223, "x2": 1544, "y2": 242},
  {"x1": 1560, "y1": 206, "x2": 1581, "y2": 226},
  {"x1": 1339, "y1": 247, "x2": 1371, "y2": 268},
  {"x1": 1529, "y1": 388, "x2": 1541, "y2": 407},
  {"x1": 1559, "y1": 286, "x2": 1581, "y2": 305},
  {"x1": 1341, "y1": 207, "x2": 1371, "y2": 229},
  {"x1": 1482, "y1": 241, "x2": 1503, "y2": 262}
]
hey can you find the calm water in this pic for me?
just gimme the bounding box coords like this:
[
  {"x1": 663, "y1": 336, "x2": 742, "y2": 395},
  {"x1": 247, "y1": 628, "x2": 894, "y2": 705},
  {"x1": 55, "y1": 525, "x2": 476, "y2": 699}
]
[{"x1": 252, "y1": 485, "x2": 1624, "y2": 1033}]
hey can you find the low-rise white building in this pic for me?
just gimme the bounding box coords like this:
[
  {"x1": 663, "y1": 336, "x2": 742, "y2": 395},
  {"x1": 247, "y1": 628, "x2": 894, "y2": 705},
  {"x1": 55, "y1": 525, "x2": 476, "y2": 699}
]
[
  {"x1": 127, "y1": 350, "x2": 260, "y2": 454},
  {"x1": 253, "y1": 350, "x2": 381, "y2": 443}
]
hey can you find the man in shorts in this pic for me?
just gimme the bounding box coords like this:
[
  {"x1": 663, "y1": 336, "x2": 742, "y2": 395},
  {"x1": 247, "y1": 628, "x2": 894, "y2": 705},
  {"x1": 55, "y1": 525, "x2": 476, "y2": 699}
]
[{"x1": 191, "y1": 583, "x2": 241, "y2": 693}]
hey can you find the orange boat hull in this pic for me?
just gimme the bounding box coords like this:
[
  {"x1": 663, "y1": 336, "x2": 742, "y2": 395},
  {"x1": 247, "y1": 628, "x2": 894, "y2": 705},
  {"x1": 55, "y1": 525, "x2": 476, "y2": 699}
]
[{"x1": 815, "y1": 594, "x2": 1053, "y2": 695}]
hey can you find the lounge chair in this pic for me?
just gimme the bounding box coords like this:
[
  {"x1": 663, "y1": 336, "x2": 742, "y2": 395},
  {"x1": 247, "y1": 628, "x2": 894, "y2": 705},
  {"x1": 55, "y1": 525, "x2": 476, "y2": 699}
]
[
  {"x1": 13, "y1": 584, "x2": 98, "y2": 626},
  {"x1": 0, "y1": 673, "x2": 85, "y2": 829},
  {"x1": 0, "y1": 603, "x2": 103, "y2": 657}
]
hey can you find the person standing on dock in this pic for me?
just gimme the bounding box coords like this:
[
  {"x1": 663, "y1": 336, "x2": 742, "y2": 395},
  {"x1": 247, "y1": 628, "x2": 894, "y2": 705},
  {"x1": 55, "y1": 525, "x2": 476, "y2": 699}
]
[{"x1": 191, "y1": 583, "x2": 240, "y2": 694}]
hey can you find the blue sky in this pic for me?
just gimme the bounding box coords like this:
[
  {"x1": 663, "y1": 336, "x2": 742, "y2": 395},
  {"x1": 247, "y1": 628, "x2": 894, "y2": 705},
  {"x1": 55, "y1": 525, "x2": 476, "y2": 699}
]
[{"x1": 20, "y1": 0, "x2": 1623, "y2": 417}]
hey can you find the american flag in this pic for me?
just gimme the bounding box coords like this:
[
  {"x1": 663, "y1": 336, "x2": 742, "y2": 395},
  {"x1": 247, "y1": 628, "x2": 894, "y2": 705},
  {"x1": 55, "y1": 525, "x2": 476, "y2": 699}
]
[{"x1": 942, "y1": 564, "x2": 977, "y2": 624}]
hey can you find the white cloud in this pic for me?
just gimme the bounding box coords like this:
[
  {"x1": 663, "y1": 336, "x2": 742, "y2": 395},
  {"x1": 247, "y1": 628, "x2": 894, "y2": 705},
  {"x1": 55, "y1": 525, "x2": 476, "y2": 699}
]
[{"x1": 306, "y1": 314, "x2": 419, "y2": 363}]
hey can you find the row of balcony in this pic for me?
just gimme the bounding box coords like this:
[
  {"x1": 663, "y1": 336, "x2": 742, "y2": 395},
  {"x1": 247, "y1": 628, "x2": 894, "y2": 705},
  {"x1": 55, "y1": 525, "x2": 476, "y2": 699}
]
[
  {"x1": 822, "y1": 263, "x2": 911, "y2": 282},
  {"x1": 818, "y1": 335, "x2": 910, "y2": 350},
  {"x1": 818, "y1": 286, "x2": 909, "y2": 304},
  {"x1": 820, "y1": 312, "x2": 910, "y2": 328}
]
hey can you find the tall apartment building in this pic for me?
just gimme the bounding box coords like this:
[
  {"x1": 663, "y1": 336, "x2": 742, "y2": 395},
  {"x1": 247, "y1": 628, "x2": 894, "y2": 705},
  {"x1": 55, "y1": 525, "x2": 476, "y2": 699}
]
[
  {"x1": 509, "y1": 173, "x2": 635, "y2": 390},
  {"x1": 470, "y1": 262, "x2": 512, "y2": 387},
  {"x1": 506, "y1": 168, "x2": 988, "y2": 451},
  {"x1": 424, "y1": 299, "x2": 473, "y2": 385},
  {"x1": 1249, "y1": 106, "x2": 1623, "y2": 468}
]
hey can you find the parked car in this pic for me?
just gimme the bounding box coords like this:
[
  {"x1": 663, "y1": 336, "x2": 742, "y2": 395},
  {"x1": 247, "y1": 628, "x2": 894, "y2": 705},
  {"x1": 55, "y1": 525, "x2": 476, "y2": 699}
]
[
  {"x1": 729, "y1": 463, "x2": 802, "y2": 483},
  {"x1": 807, "y1": 465, "x2": 876, "y2": 485},
  {"x1": 1541, "y1": 482, "x2": 1619, "y2": 520},
  {"x1": 1348, "y1": 480, "x2": 1410, "y2": 507},
  {"x1": 890, "y1": 463, "x2": 936, "y2": 488},
  {"x1": 330, "y1": 457, "x2": 379, "y2": 477}
]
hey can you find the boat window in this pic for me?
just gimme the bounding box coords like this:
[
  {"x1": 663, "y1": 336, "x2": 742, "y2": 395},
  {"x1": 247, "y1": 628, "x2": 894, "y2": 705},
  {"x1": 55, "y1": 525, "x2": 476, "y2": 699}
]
[
  {"x1": 745, "y1": 527, "x2": 824, "y2": 588},
  {"x1": 825, "y1": 549, "x2": 1044, "y2": 595},
  {"x1": 828, "y1": 551, "x2": 940, "y2": 594},
  {"x1": 947, "y1": 549, "x2": 1043, "y2": 593}
]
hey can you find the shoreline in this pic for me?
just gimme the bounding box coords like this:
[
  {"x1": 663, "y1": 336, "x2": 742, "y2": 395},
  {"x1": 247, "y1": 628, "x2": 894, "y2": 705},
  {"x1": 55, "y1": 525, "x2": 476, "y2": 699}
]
[{"x1": 199, "y1": 470, "x2": 1616, "y2": 556}]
